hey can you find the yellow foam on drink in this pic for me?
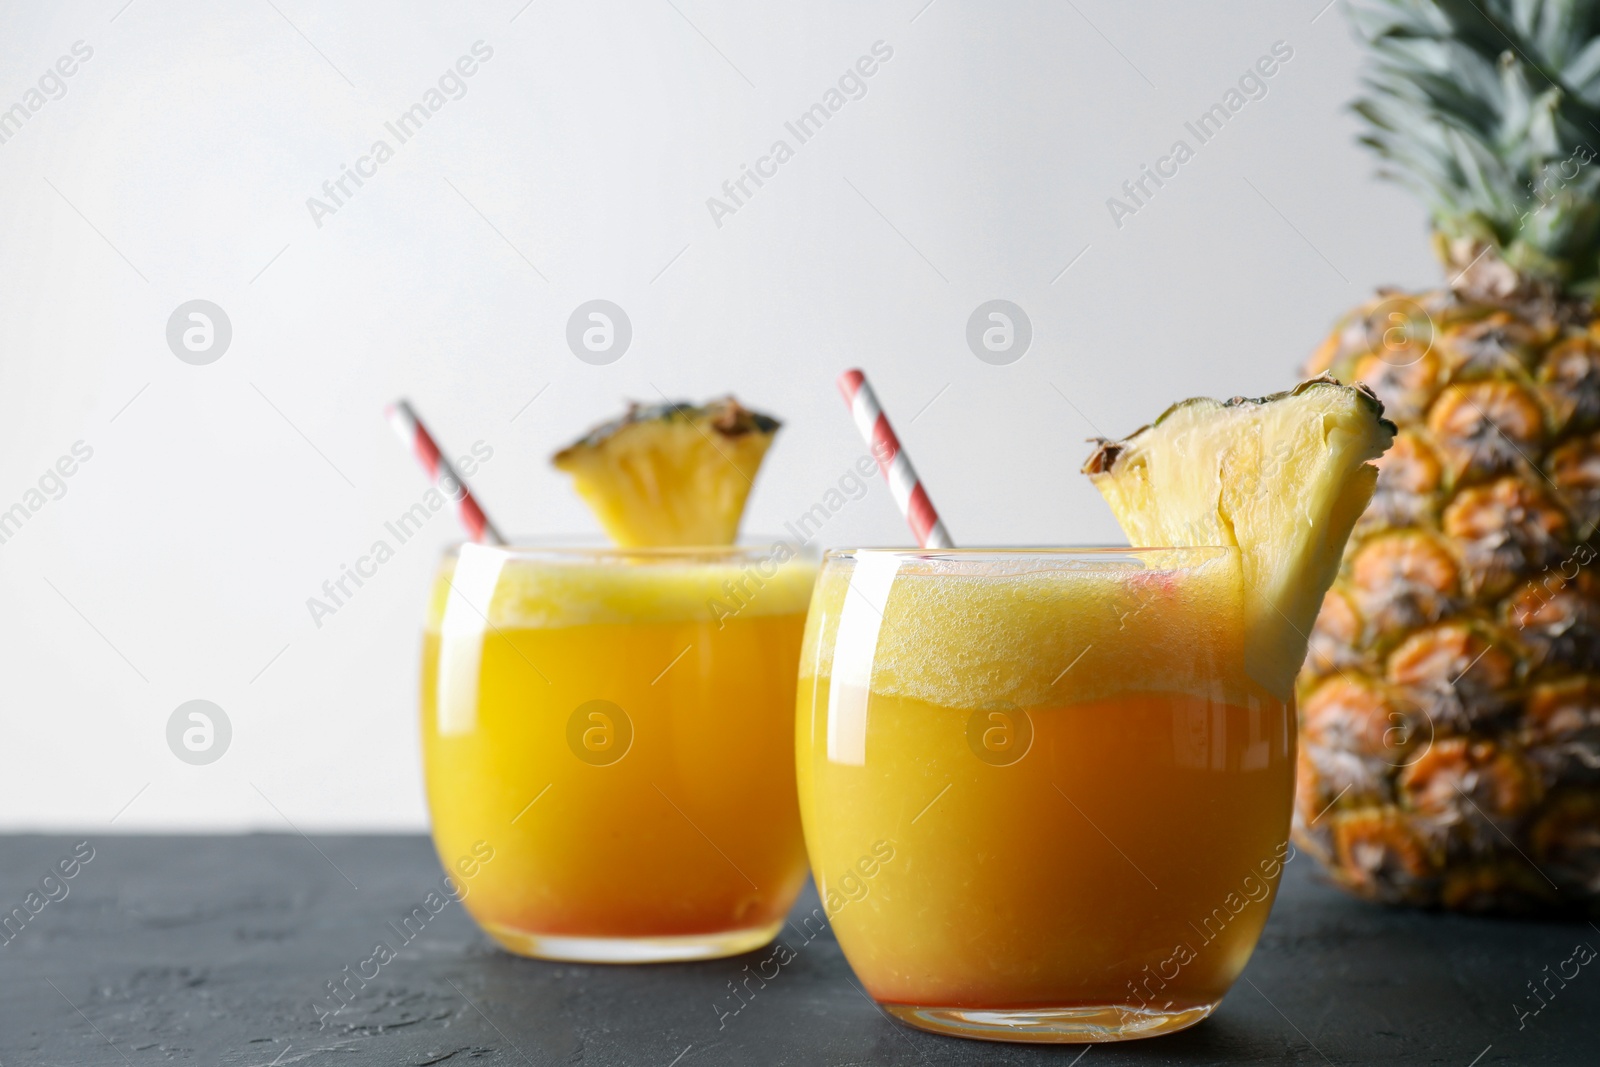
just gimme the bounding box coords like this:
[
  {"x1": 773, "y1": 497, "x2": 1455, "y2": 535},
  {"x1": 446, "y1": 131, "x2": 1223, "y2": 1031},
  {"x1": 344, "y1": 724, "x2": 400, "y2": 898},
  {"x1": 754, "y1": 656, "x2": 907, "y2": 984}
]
[
  {"x1": 426, "y1": 544, "x2": 818, "y2": 632},
  {"x1": 799, "y1": 548, "x2": 1254, "y2": 711}
]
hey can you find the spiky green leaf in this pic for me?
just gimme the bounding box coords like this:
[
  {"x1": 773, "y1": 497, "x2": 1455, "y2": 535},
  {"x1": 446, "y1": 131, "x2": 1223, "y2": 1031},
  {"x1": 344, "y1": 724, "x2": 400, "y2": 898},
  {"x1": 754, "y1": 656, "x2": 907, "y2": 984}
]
[{"x1": 1352, "y1": 0, "x2": 1600, "y2": 289}]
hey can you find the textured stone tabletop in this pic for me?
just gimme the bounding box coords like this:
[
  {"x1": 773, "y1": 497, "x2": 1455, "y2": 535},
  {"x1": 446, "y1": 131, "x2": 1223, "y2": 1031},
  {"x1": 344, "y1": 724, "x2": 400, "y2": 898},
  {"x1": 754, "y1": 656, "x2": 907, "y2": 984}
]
[{"x1": 1, "y1": 834, "x2": 1595, "y2": 1065}]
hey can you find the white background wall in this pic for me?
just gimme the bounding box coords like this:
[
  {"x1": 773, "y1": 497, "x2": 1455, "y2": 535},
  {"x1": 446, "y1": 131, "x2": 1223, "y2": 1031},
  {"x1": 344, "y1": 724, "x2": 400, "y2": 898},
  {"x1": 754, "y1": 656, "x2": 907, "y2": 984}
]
[{"x1": 0, "y1": 0, "x2": 1435, "y2": 831}]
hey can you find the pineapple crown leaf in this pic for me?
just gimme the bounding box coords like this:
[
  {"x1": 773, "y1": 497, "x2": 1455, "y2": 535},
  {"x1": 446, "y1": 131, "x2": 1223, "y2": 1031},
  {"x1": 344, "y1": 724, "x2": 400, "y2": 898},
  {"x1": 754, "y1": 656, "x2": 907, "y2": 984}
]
[{"x1": 1351, "y1": 0, "x2": 1600, "y2": 291}]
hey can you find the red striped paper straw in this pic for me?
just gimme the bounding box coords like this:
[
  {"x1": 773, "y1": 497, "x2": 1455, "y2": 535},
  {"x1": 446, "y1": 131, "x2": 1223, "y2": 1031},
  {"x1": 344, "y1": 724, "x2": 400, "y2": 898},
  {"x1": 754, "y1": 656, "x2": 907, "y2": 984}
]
[
  {"x1": 837, "y1": 369, "x2": 953, "y2": 549},
  {"x1": 384, "y1": 400, "x2": 505, "y2": 545}
]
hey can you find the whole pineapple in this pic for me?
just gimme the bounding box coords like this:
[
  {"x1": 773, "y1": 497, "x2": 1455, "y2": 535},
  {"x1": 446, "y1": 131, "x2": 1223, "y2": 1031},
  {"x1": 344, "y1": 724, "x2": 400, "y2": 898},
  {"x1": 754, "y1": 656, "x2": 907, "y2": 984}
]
[{"x1": 1297, "y1": 0, "x2": 1600, "y2": 912}]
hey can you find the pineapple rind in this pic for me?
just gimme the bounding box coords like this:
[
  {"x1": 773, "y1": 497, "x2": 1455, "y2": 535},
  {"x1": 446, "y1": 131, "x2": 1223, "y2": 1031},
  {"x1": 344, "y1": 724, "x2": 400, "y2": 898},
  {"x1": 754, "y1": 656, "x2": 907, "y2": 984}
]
[{"x1": 1304, "y1": 289, "x2": 1600, "y2": 914}]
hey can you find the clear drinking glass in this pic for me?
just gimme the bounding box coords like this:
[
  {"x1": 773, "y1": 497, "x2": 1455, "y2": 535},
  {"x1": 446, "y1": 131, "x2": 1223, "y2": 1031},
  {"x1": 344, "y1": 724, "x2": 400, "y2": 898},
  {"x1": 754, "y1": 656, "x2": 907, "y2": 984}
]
[
  {"x1": 422, "y1": 541, "x2": 818, "y2": 962},
  {"x1": 795, "y1": 548, "x2": 1295, "y2": 1041}
]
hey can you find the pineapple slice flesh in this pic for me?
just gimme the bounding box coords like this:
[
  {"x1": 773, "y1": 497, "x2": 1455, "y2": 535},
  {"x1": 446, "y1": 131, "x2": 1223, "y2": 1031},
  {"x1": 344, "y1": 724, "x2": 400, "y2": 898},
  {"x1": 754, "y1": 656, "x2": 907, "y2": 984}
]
[
  {"x1": 553, "y1": 397, "x2": 779, "y2": 547},
  {"x1": 1083, "y1": 376, "x2": 1395, "y2": 699}
]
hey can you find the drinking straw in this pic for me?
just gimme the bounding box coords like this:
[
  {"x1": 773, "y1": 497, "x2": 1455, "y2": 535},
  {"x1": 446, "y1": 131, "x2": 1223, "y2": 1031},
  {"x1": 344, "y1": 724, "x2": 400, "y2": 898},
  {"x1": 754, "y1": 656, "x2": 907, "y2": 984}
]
[
  {"x1": 384, "y1": 399, "x2": 506, "y2": 545},
  {"x1": 836, "y1": 369, "x2": 954, "y2": 549}
]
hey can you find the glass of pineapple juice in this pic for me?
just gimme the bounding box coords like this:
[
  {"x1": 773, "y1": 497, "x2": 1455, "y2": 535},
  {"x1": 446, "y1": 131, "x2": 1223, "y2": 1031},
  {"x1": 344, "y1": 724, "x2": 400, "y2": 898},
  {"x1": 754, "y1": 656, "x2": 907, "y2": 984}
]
[
  {"x1": 796, "y1": 547, "x2": 1295, "y2": 1041},
  {"x1": 423, "y1": 540, "x2": 818, "y2": 962}
]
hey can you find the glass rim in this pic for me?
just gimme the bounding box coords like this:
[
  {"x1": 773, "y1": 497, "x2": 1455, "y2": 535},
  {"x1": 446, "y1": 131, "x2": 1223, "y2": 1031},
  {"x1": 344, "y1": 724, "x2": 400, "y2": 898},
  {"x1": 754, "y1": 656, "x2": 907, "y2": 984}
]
[
  {"x1": 444, "y1": 536, "x2": 821, "y2": 564},
  {"x1": 823, "y1": 545, "x2": 1236, "y2": 560}
]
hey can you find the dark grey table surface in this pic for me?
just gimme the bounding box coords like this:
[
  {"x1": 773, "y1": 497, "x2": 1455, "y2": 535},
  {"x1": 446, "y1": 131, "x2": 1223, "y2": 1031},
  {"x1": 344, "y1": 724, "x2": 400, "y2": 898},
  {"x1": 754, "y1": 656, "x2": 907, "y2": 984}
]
[{"x1": 1, "y1": 834, "x2": 1594, "y2": 1066}]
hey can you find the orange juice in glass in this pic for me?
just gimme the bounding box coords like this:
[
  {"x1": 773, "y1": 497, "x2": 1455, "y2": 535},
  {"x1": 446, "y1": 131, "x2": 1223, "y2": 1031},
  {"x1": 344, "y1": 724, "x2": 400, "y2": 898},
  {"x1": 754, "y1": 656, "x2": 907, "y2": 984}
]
[
  {"x1": 796, "y1": 547, "x2": 1294, "y2": 1041},
  {"x1": 424, "y1": 541, "x2": 817, "y2": 962}
]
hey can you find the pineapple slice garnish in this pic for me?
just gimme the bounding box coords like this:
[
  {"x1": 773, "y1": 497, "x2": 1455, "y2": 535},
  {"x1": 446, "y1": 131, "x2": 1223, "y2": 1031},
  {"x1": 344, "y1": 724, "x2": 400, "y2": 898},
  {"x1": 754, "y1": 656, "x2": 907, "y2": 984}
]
[
  {"x1": 553, "y1": 397, "x2": 780, "y2": 547},
  {"x1": 1083, "y1": 376, "x2": 1395, "y2": 699}
]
